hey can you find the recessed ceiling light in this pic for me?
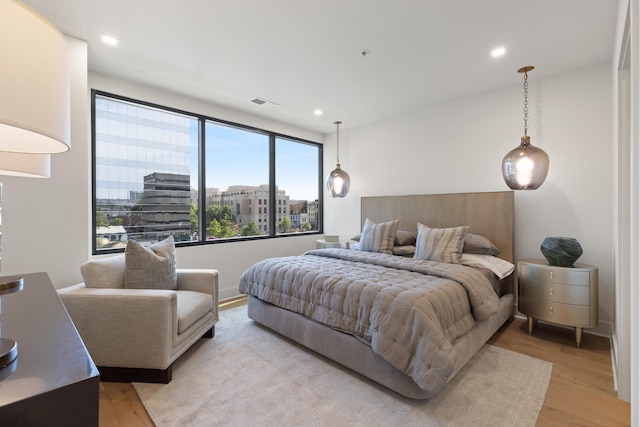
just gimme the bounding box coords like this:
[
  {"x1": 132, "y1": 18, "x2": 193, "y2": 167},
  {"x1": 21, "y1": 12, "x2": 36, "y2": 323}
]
[
  {"x1": 491, "y1": 47, "x2": 506, "y2": 58},
  {"x1": 314, "y1": 109, "x2": 323, "y2": 116},
  {"x1": 100, "y1": 34, "x2": 120, "y2": 47}
]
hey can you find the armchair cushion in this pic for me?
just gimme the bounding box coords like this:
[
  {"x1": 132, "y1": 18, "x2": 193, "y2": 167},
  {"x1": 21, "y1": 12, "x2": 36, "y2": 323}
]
[
  {"x1": 81, "y1": 255, "x2": 125, "y2": 289},
  {"x1": 124, "y1": 236, "x2": 177, "y2": 290},
  {"x1": 176, "y1": 290, "x2": 214, "y2": 334}
]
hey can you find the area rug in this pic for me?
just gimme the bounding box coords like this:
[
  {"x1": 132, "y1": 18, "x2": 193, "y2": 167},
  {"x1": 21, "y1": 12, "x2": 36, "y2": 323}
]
[{"x1": 134, "y1": 305, "x2": 552, "y2": 427}]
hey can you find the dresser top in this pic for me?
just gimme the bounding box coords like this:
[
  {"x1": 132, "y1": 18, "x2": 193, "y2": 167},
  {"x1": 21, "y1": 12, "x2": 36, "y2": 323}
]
[{"x1": 0, "y1": 272, "x2": 99, "y2": 407}]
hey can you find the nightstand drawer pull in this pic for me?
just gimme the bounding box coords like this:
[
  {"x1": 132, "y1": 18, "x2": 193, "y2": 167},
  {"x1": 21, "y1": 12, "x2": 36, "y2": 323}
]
[
  {"x1": 519, "y1": 279, "x2": 590, "y2": 305},
  {"x1": 519, "y1": 296, "x2": 594, "y2": 326}
]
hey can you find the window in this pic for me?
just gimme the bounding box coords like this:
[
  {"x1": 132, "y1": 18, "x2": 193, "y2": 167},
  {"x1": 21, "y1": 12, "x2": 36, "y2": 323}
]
[
  {"x1": 276, "y1": 137, "x2": 320, "y2": 234},
  {"x1": 92, "y1": 91, "x2": 322, "y2": 253}
]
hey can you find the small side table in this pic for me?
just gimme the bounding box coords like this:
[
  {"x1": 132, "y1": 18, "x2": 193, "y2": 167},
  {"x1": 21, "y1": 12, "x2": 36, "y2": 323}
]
[
  {"x1": 316, "y1": 239, "x2": 342, "y2": 249},
  {"x1": 518, "y1": 259, "x2": 598, "y2": 347}
]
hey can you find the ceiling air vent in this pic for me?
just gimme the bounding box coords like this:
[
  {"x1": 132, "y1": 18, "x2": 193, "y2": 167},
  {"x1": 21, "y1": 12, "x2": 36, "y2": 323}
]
[{"x1": 250, "y1": 97, "x2": 280, "y2": 109}]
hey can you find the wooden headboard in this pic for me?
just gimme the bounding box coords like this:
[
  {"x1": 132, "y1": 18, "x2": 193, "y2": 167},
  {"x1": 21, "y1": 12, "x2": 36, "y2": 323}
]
[{"x1": 361, "y1": 191, "x2": 515, "y2": 290}]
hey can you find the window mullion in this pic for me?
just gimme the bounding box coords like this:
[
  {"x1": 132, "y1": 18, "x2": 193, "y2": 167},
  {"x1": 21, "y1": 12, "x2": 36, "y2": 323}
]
[
  {"x1": 269, "y1": 134, "x2": 276, "y2": 236},
  {"x1": 198, "y1": 117, "x2": 206, "y2": 242}
]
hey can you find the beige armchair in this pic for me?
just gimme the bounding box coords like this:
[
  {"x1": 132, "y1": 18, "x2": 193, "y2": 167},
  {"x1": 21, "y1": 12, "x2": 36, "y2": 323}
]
[{"x1": 58, "y1": 255, "x2": 218, "y2": 383}]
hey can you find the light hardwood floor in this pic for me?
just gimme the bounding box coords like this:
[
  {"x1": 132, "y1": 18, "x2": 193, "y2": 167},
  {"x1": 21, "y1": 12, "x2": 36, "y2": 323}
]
[{"x1": 99, "y1": 307, "x2": 630, "y2": 427}]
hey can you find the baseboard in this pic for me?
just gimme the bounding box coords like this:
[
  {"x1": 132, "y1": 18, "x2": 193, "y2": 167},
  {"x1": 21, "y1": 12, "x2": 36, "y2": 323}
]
[
  {"x1": 610, "y1": 328, "x2": 619, "y2": 392},
  {"x1": 220, "y1": 295, "x2": 248, "y2": 309}
]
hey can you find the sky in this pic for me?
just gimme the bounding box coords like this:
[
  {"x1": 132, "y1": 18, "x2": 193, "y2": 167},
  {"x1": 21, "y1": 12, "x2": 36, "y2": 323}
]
[{"x1": 190, "y1": 121, "x2": 320, "y2": 201}]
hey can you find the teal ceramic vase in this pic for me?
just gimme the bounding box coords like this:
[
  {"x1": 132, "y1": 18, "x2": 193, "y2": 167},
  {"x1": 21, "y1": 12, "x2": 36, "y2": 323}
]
[{"x1": 540, "y1": 237, "x2": 583, "y2": 267}]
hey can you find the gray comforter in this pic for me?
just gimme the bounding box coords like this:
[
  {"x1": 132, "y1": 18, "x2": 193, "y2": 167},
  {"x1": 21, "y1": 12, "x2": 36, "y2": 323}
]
[{"x1": 238, "y1": 248, "x2": 500, "y2": 395}]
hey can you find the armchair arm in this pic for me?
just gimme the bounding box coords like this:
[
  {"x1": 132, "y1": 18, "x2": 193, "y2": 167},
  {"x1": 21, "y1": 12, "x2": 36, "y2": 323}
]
[
  {"x1": 57, "y1": 284, "x2": 178, "y2": 370},
  {"x1": 176, "y1": 269, "x2": 219, "y2": 308}
]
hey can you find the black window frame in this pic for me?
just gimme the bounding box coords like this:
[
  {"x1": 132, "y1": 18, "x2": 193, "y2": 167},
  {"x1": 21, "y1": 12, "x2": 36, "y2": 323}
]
[{"x1": 91, "y1": 89, "x2": 323, "y2": 254}]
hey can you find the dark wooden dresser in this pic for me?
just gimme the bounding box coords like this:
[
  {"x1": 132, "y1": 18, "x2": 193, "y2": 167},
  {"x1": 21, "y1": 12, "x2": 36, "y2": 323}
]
[{"x1": 0, "y1": 272, "x2": 99, "y2": 426}]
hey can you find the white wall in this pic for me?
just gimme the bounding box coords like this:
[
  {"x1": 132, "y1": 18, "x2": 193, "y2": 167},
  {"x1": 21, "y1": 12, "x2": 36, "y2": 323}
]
[{"x1": 324, "y1": 62, "x2": 614, "y2": 334}]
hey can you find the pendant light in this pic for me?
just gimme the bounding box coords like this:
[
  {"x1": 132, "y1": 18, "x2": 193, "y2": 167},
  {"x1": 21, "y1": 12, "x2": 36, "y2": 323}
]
[
  {"x1": 326, "y1": 121, "x2": 350, "y2": 198},
  {"x1": 502, "y1": 66, "x2": 549, "y2": 190}
]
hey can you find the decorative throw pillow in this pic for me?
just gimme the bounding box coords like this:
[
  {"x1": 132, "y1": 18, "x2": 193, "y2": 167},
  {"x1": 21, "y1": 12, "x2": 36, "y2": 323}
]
[
  {"x1": 358, "y1": 218, "x2": 400, "y2": 255},
  {"x1": 414, "y1": 224, "x2": 469, "y2": 264},
  {"x1": 463, "y1": 233, "x2": 501, "y2": 256},
  {"x1": 124, "y1": 236, "x2": 177, "y2": 290}
]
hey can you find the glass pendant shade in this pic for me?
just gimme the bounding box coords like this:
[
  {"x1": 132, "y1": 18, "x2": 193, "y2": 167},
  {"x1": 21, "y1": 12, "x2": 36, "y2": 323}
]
[
  {"x1": 326, "y1": 165, "x2": 350, "y2": 198},
  {"x1": 502, "y1": 136, "x2": 549, "y2": 190},
  {"x1": 502, "y1": 65, "x2": 549, "y2": 190},
  {"x1": 326, "y1": 120, "x2": 350, "y2": 198}
]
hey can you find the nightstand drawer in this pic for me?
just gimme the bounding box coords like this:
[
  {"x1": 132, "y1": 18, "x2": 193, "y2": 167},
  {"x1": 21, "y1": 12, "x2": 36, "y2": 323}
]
[
  {"x1": 519, "y1": 278, "x2": 590, "y2": 305},
  {"x1": 519, "y1": 263, "x2": 589, "y2": 286},
  {"x1": 519, "y1": 296, "x2": 592, "y2": 326}
]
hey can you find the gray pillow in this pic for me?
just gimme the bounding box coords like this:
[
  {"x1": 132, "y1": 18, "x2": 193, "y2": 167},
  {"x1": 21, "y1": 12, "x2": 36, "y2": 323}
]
[
  {"x1": 392, "y1": 245, "x2": 416, "y2": 256},
  {"x1": 124, "y1": 236, "x2": 177, "y2": 290},
  {"x1": 394, "y1": 230, "x2": 416, "y2": 246},
  {"x1": 463, "y1": 233, "x2": 501, "y2": 256},
  {"x1": 414, "y1": 224, "x2": 469, "y2": 264},
  {"x1": 358, "y1": 218, "x2": 400, "y2": 255}
]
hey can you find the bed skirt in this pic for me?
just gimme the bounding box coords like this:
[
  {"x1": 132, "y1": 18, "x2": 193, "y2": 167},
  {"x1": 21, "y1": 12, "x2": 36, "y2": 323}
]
[{"x1": 247, "y1": 293, "x2": 514, "y2": 399}]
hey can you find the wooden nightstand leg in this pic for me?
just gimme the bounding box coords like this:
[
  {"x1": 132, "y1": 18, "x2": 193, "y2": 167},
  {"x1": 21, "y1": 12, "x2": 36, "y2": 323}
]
[
  {"x1": 527, "y1": 316, "x2": 535, "y2": 335},
  {"x1": 575, "y1": 327, "x2": 583, "y2": 348}
]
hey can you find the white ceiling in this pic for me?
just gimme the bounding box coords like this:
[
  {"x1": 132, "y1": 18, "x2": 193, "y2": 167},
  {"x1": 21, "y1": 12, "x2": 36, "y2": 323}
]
[{"x1": 24, "y1": 0, "x2": 619, "y2": 135}]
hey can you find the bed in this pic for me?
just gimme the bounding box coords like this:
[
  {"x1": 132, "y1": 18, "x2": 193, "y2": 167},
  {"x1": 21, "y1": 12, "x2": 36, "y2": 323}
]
[{"x1": 239, "y1": 191, "x2": 515, "y2": 399}]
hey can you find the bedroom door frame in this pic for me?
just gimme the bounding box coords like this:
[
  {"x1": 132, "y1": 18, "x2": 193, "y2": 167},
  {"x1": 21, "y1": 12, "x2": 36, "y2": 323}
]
[{"x1": 613, "y1": 0, "x2": 637, "y2": 413}]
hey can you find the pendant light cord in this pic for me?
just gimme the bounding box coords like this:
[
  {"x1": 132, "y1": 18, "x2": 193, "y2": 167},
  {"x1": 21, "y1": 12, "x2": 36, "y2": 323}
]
[
  {"x1": 334, "y1": 121, "x2": 342, "y2": 165},
  {"x1": 522, "y1": 71, "x2": 529, "y2": 137}
]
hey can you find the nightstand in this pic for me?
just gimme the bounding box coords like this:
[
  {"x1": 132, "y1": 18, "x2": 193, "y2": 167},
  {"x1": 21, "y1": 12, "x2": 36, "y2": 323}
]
[
  {"x1": 316, "y1": 239, "x2": 341, "y2": 249},
  {"x1": 518, "y1": 259, "x2": 598, "y2": 347}
]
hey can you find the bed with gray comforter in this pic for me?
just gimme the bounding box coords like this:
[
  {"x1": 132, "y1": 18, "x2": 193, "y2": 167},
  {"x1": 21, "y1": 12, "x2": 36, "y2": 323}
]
[
  {"x1": 239, "y1": 248, "x2": 513, "y2": 399},
  {"x1": 240, "y1": 191, "x2": 515, "y2": 399}
]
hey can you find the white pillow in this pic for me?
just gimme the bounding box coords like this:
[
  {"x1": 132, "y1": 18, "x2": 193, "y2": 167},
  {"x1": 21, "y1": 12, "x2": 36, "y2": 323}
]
[{"x1": 460, "y1": 253, "x2": 515, "y2": 280}]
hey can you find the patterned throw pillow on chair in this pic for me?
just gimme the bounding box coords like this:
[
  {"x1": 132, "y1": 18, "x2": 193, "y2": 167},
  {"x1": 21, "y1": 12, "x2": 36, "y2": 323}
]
[{"x1": 124, "y1": 236, "x2": 177, "y2": 290}]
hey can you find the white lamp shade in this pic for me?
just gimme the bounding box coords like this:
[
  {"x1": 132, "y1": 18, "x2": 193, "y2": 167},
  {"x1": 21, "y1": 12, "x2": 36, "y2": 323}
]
[
  {"x1": 0, "y1": 0, "x2": 70, "y2": 154},
  {"x1": 0, "y1": 152, "x2": 50, "y2": 178}
]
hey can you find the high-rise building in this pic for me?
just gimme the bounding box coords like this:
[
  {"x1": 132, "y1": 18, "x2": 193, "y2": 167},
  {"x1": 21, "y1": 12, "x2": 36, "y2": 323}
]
[{"x1": 93, "y1": 94, "x2": 194, "y2": 245}]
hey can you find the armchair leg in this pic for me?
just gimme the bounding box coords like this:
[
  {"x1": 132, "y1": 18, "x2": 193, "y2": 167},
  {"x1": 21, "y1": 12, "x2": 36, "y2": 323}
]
[
  {"x1": 98, "y1": 365, "x2": 172, "y2": 384},
  {"x1": 202, "y1": 326, "x2": 215, "y2": 338}
]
